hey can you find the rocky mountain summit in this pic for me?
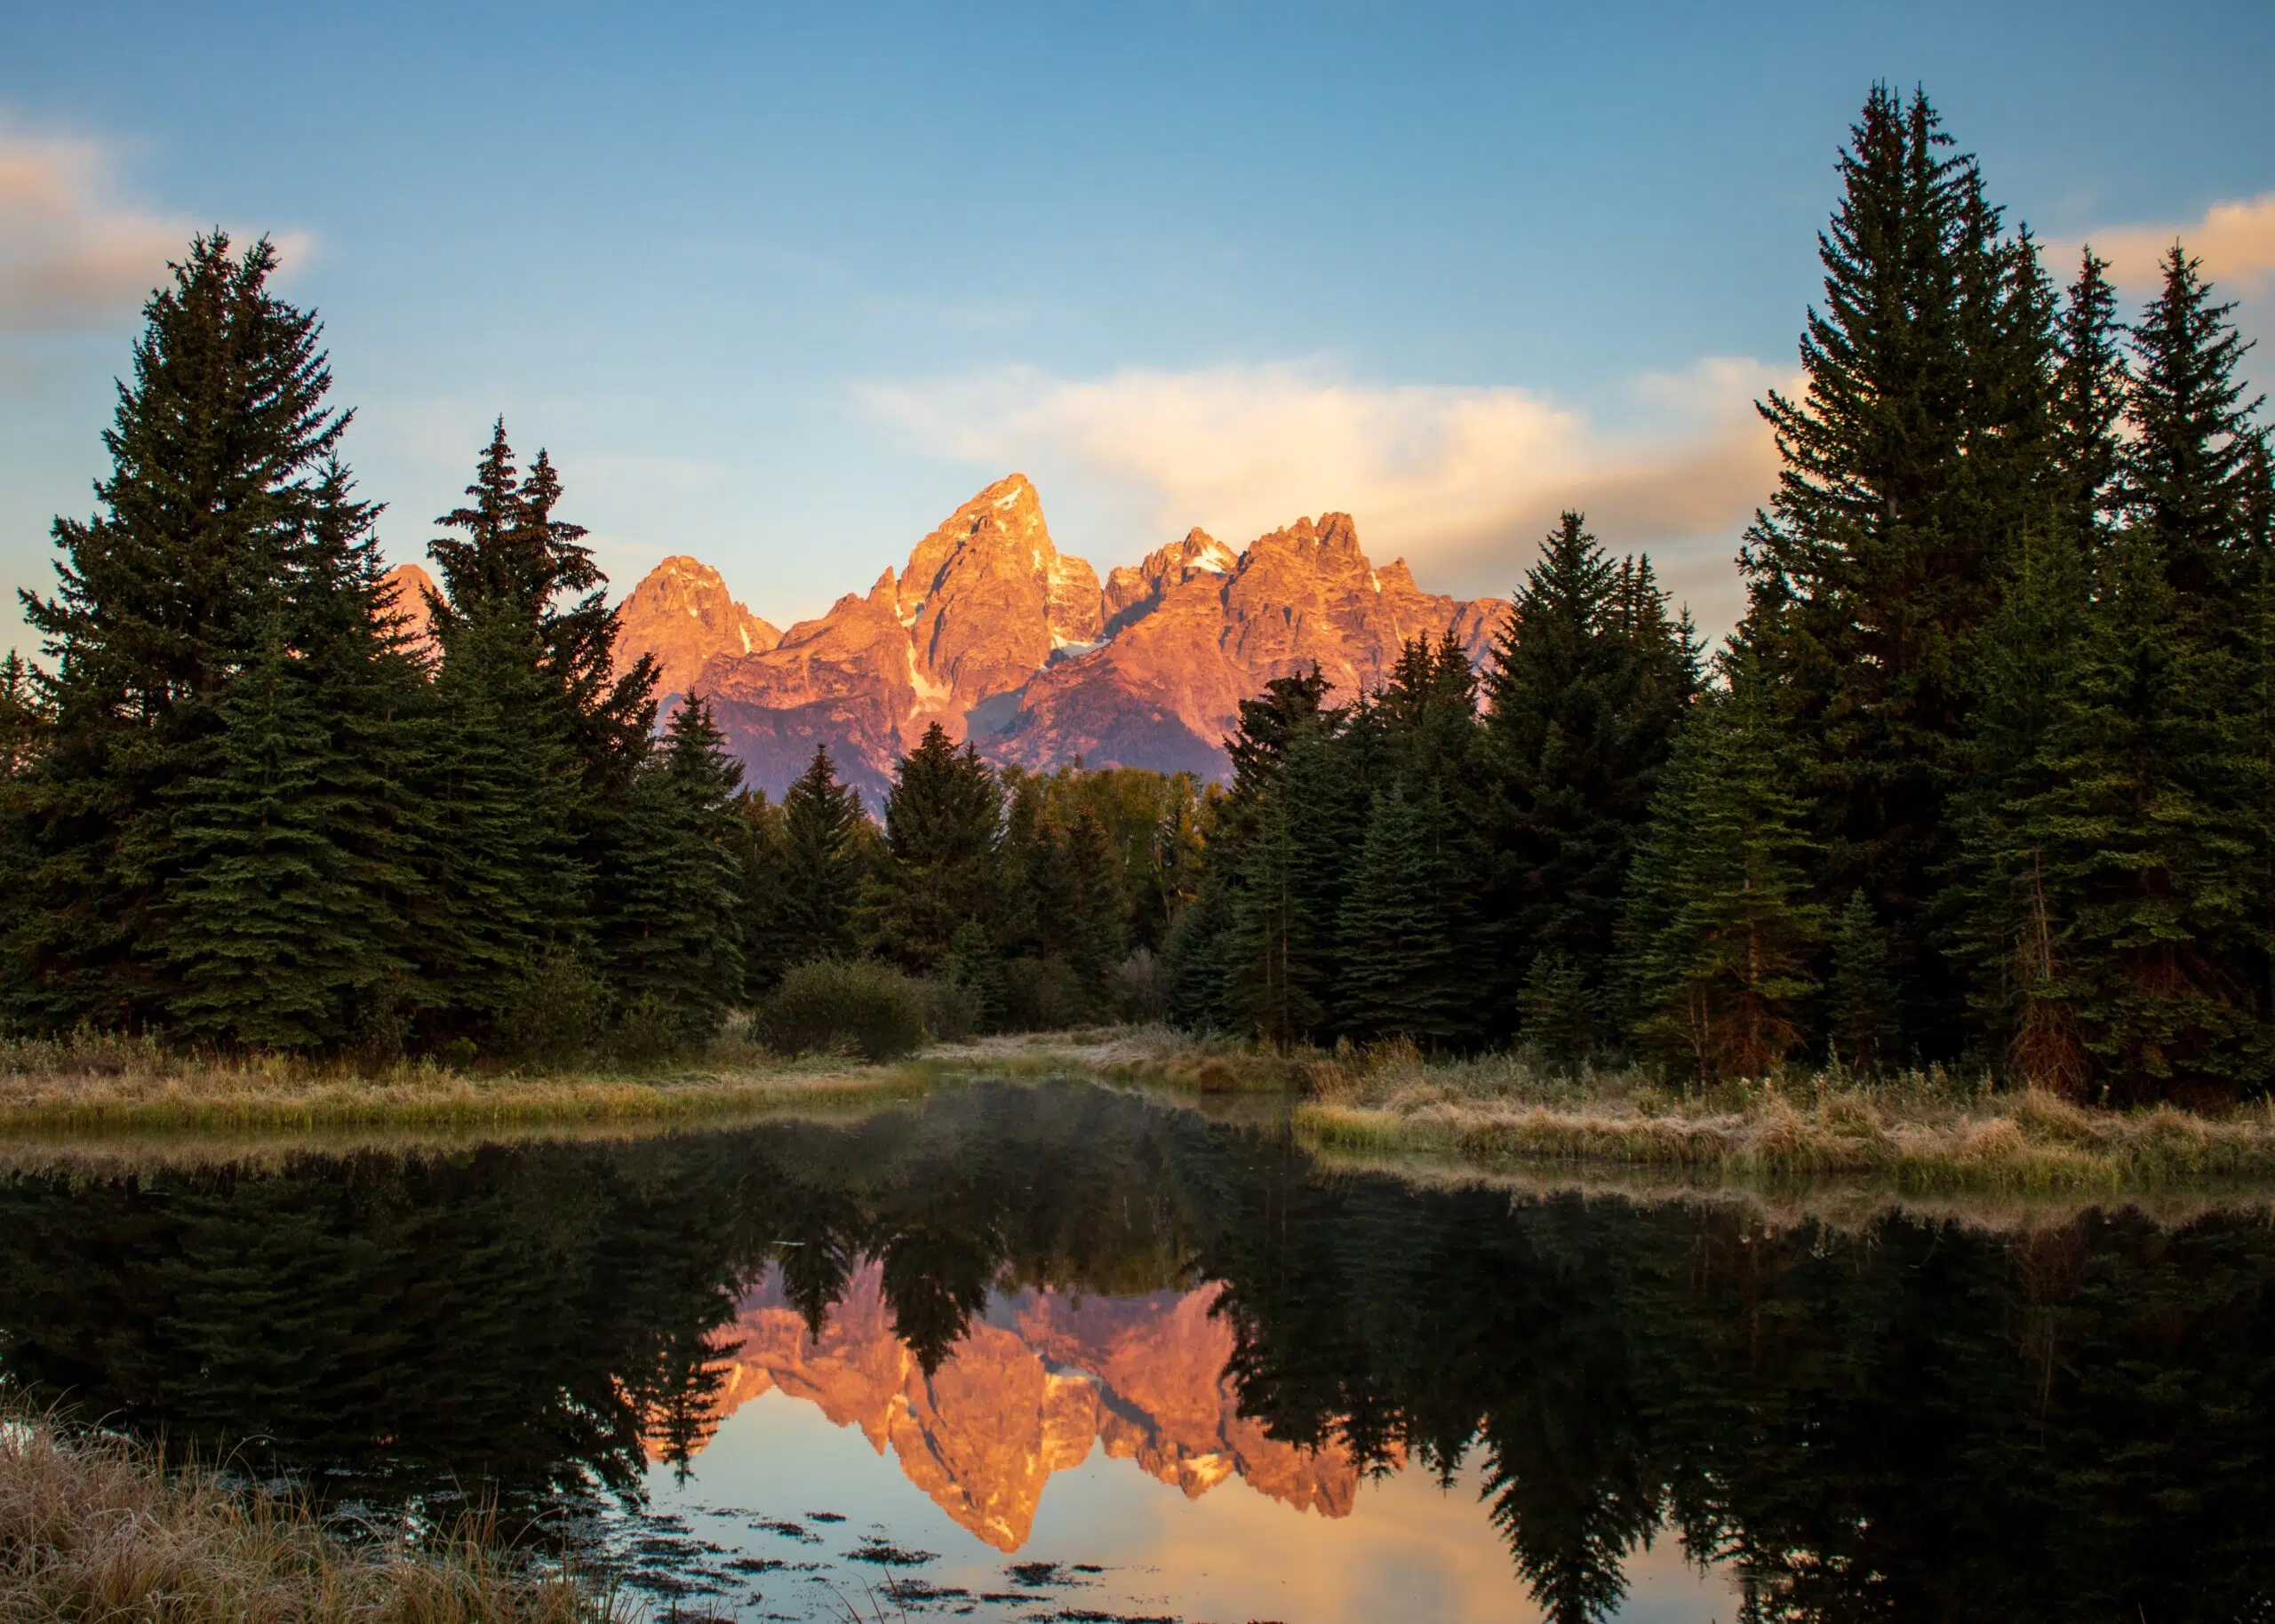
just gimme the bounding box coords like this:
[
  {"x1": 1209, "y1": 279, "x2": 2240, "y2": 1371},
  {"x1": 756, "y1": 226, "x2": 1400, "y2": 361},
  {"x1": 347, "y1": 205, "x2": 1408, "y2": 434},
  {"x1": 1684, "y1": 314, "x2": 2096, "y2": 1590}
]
[
  {"x1": 611, "y1": 555, "x2": 779, "y2": 697},
  {"x1": 609, "y1": 474, "x2": 1506, "y2": 804}
]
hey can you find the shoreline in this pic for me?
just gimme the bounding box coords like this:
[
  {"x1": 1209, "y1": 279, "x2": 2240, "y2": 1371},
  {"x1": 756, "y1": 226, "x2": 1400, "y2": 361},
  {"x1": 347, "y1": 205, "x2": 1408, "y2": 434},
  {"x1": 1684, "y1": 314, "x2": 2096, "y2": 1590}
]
[{"x1": 3, "y1": 1028, "x2": 2273, "y2": 1200}]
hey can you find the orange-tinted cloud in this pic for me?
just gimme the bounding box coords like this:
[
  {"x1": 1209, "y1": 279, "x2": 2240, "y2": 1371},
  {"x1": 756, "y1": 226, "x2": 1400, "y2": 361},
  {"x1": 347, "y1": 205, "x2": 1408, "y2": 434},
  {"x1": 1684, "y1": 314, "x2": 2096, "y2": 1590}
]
[
  {"x1": 0, "y1": 115, "x2": 315, "y2": 332},
  {"x1": 861, "y1": 355, "x2": 1784, "y2": 634},
  {"x1": 2073, "y1": 191, "x2": 2275, "y2": 292}
]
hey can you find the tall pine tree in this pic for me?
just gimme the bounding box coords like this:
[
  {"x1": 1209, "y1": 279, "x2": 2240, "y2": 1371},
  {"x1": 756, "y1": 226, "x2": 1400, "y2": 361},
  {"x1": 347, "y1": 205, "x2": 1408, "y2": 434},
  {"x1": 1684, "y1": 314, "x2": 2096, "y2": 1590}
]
[
  {"x1": 11, "y1": 234, "x2": 349, "y2": 1030},
  {"x1": 1737, "y1": 86, "x2": 2054, "y2": 1057}
]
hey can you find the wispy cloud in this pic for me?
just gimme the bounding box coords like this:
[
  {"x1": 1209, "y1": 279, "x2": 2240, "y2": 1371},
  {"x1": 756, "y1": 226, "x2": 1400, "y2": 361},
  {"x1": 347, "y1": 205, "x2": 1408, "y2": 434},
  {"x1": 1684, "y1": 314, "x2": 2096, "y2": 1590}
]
[
  {"x1": 2074, "y1": 191, "x2": 2275, "y2": 292},
  {"x1": 859, "y1": 356, "x2": 1783, "y2": 627},
  {"x1": 0, "y1": 115, "x2": 314, "y2": 333}
]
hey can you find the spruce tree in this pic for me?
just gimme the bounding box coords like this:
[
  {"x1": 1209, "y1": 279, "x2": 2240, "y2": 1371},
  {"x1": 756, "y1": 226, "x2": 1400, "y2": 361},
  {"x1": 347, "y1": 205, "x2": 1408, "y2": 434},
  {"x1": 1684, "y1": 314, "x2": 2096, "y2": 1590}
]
[
  {"x1": 12, "y1": 234, "x2": 349, "y2": 1029},
  {"x1": 1737, "y1": 86, "x2": 2053, "y2": 1056},
  {"x1": 1989, "y1": 525, "x2": 2259, "y2": 1097},
  {"x1": 419, "y1": 608, "x2": 591, "y2": 1034},
  {"x1": 1826, "y1": 889, "x2": 1900, "y2": 1073},
  {"x1": 157, "y1": 618, "x2": 402, "y2": 1047},
  {"x1": 2123, "y1": 246, "x2": 2266, "y2": 632},
  {"x1": 600, "y1": 697, "x2": 747, "y2": 1044},
  {"x1": 1166, "y1": 672, "x2": 1337, "y2": 1033},
  {"x1": 1225, "y1": 793, "x2": 1321, "y2": 1049},
  {"x1": 1337, "y1": 779, "x2": 1467, "y2": 1046},
  {"x1": 1621, "y1": 663, "x2": 1827, "y2": 1081},
  {"x1": 751, "y1": 745, "x2": 864, "y2": 988},
  {"x1": 861, "y1": 723, "x2": 1002, "y2": 972},
  {"x1": 1058, "y1": 803, "x2": 1130, "y2": 1006},
  {"x1": 420, "y1": 425, "x2": 649, "y2": 1040},
  {"x1": 1483, "y1": 513, "x2": 1696, "y2": 1036},
  {"x1": 2051, "y1": 251, "x2": 2129, "y2": 536},
  {"x1": 1972, "y1": 251, "x2": 2272, "y2": 1098}
]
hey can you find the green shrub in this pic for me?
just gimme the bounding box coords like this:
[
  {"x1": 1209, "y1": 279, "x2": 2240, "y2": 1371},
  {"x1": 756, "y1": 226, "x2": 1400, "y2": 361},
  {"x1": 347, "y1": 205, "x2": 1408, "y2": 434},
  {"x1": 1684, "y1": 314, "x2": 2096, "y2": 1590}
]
[
  {"x1": 922, "y1": 975, "x2": 983, "y2": 1044},
  {"x1": 497, "y1": 949, "x2": 611, "y2": 1064},
  {"x1": 754, "y1": 959, "x2": 931, "y2": 1062},
  {"x1": 1000, "y1": 953, "x2": 1090, "y2": 1031},
  {"x1": 608, "y1": 991, "x2": 709, "y2": 1065}
]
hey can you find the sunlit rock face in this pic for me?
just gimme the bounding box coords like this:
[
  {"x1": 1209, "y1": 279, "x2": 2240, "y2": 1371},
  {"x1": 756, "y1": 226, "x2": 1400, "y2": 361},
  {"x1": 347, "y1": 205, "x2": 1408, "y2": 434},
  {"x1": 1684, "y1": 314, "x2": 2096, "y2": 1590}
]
[
  {"x1": 615, "y1": 474, "x2": 1508, "y2": 804},
  {"x1": 989, "y1": 512, "x2": 1507, "y2": 781},
  {"x1": 675, "y1": 1262, "x2": 1366, "y2": 1551},
  {"x1": 379, "y1": 562, "x2": 439, "y2": 661},
  {"x1": 611, "y1": 554, "x2": 780, "y2": 697}
]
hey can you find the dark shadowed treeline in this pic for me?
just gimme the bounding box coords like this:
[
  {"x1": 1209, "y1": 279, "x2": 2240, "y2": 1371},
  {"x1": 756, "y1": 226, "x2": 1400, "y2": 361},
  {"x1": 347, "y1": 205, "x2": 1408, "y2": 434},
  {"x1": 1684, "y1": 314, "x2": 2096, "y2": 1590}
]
[{"x1": 0, "y1": 1089, "x2": 2269, "y2": 1620}]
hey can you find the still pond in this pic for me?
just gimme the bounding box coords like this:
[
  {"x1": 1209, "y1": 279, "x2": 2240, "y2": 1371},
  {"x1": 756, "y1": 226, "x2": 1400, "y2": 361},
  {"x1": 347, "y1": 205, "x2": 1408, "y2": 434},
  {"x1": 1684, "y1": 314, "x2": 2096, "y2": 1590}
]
[{"x1": 1, "y1": 1081, "x2": 2269, "y2": 1621}]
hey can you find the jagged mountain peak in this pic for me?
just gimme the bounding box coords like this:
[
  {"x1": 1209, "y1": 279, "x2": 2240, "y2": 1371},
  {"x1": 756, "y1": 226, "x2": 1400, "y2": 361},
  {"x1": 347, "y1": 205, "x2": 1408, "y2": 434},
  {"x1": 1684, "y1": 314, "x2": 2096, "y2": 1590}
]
[
  {"x1": 619, "y1": 474, "x2": 1508, "y2": 802},
  {"x1": 613, "y1": 553, "x2": 780, "y2": 696}
]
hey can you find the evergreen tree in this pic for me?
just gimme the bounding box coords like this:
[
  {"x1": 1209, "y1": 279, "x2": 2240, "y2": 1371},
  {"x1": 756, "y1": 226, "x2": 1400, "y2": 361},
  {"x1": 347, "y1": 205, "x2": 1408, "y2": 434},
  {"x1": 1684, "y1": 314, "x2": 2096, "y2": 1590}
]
[
  {"x1": 2051, "y1": 251, "x2": 2129, "y2": 536},
  {"x1": 862, "y1": 723, "x2": 1001, "y2": 972},
  {"x1": 1225, "y1": 793, "x2": 1321, "y2": 1049},
  {"x1": 1968, "y1": 252, "x2": 2273, "y2": 1098},
  {"x1": 11, "y1": 234, "x2": 349, "y2": 1029},
  {"x1": 1484, "y1": 515, "x2": 1695, "y2": 1039},
  {"x1": 419, "y1": 426, "x2": 650, "y2": 1040},
  {"x1": 1337, "y1": 779, "x2": 1467, "y2": 1046},
  {"x1": 751, "y1": 745, "x2": 864, "y2": 989},
  {"x1": 1165, "y1": 672, "x2": 1338, "y2": 1033},
  {"x1": 1621, "y1": 665, "x2": 1827, "y2": 1081},
  {"x1": 600, "y1": 697, "x2": 747, "y2": 1043},
  {"x1": 0, "y1": 655, "x2": 43, "y2": 779},
  {"x1": 156, "y1": 618, "x2": 401, "y2": 1047},
  {"x1": 1989, "y1": 525, "x2": 2260, "y2": 1098},
  {"x1": 1737, "y1": 86, "x2": 2053, "y2": 1056},
  {"x1": 419, "y1": 608, "x2": 592, "y2": 1034},
  {"x1": 2122, "y1": 246, "x2": 2266, "y2": 633},
  {"x1": 1826, "y1": 889, "x2": 1900, "y2": 1073},
  {"x1": 1058, "y1": 803, "x2": 1130, "y2": 1004}
]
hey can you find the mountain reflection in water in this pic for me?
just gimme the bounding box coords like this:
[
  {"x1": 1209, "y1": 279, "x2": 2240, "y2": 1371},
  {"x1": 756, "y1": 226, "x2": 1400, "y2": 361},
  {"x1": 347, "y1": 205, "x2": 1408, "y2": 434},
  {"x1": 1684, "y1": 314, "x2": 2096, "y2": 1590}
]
[{"x1": 0, "y1": 1080, "x2": 2269, "y2": 1622}]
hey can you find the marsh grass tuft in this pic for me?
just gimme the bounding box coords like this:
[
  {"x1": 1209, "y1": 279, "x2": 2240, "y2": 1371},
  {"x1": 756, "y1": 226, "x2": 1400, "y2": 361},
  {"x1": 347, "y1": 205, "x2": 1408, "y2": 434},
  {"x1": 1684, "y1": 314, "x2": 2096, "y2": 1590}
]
[
  {"x1": 0, "y1": 1402, "x2": 613, "y2": 1622},
  {"x1": 0, "y1": 1022, "x2": 924, "y2": 1135},
  {"x1": 1279, "y1": 1039, "x2": 2275, "y2": 1190}
]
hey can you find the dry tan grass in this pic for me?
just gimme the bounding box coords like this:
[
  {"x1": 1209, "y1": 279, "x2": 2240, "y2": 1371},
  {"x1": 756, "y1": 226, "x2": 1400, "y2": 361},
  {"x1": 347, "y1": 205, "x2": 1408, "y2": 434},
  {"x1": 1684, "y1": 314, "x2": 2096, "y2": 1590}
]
[
  {"x1": 0, "y1": 1405, "x2": 612, "y2": 1623},
  {"x1": 1287, "y1": 1039, "x2": 2275, "y2": 1191},
  {"x1": 924, "y1": 1025, "x2": 1302, "y2": 1092},
  {"x1": 0, "y1": 1029, "x2": 930, "y2": 1136}
]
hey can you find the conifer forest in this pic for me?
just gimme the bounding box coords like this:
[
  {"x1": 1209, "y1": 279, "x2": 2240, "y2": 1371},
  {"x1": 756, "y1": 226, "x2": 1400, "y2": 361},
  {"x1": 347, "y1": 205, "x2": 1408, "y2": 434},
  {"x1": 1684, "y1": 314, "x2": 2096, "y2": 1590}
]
[{"x1": 5, "y1": 85, "x2": 2271, "y2": 1108}]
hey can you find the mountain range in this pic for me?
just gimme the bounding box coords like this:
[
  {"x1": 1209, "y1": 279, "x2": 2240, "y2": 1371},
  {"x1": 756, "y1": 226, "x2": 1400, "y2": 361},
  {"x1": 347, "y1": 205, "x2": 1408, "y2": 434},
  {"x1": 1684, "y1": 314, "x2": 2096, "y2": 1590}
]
[
  {"x1": 384, "y1": 474, "x2": 1508, "y2": 805},
  {"x1": 655, "y1": 1261, "x2": 1366, "y2": 1551}
]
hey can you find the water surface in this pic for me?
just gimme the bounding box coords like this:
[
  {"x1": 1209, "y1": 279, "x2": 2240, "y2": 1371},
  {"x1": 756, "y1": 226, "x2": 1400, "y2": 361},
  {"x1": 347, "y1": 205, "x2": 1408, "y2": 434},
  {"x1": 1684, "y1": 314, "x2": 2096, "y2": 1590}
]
[{"x1": 1, "y1": 1082, "x2": 2268, "y2": 1621}]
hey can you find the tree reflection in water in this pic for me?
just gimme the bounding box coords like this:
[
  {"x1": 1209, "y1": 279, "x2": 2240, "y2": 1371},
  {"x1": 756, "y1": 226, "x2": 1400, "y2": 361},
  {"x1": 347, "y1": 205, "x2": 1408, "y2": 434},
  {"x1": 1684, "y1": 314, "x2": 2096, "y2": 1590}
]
[{"x1": 0, "y1": 1082, "x2": 2268, "y2": 1621}]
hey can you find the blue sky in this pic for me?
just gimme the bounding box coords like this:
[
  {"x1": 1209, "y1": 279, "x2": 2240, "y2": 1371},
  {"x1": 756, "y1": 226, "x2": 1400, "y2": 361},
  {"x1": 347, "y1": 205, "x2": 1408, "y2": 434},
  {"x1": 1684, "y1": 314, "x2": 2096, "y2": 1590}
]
[{"x1": 4, "y1": 0, "x2": 2271, "y2": 646}]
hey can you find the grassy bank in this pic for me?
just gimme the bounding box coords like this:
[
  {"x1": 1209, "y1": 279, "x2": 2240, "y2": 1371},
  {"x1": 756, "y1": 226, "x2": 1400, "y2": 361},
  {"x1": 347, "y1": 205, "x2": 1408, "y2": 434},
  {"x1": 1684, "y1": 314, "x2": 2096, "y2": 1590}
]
[
  {"x1": 0, "y1": 1028, "x2": 930, "y2": 1135},
  {"x1": 1281, "y1": 1039, "x2": 2275, "y2": 1191},
  {"x1": 0, "y1": 1405, "x2": 609, "y2": 1623},
  {"x1": 10, "y1": 1024, "x2": 2275, "y2": 1196}
]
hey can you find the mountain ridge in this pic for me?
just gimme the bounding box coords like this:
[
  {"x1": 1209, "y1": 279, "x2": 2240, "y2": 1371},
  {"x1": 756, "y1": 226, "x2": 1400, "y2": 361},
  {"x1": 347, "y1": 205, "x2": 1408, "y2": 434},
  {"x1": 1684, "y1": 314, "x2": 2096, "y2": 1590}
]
[{"x1": 609, "y1": 474, "x2": 1505, "y2": 803}]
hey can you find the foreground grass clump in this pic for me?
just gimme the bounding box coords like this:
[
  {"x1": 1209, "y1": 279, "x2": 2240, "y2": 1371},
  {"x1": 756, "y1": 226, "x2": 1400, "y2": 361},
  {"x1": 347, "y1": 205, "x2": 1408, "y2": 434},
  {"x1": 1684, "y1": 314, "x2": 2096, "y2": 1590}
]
[
  {"x1": 0, "y1": 1406, "x2": 609, "y2": 1623},
  {"x1": 1289, "y1": 1038, "x2": 2275, "y2": 1190},
  {"x1": 0, "y1": 1023, "x2": 924, "y2": 1134},
  {"x1": 753, "y1": 959, "x2": 977, "y2": 1063}
]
